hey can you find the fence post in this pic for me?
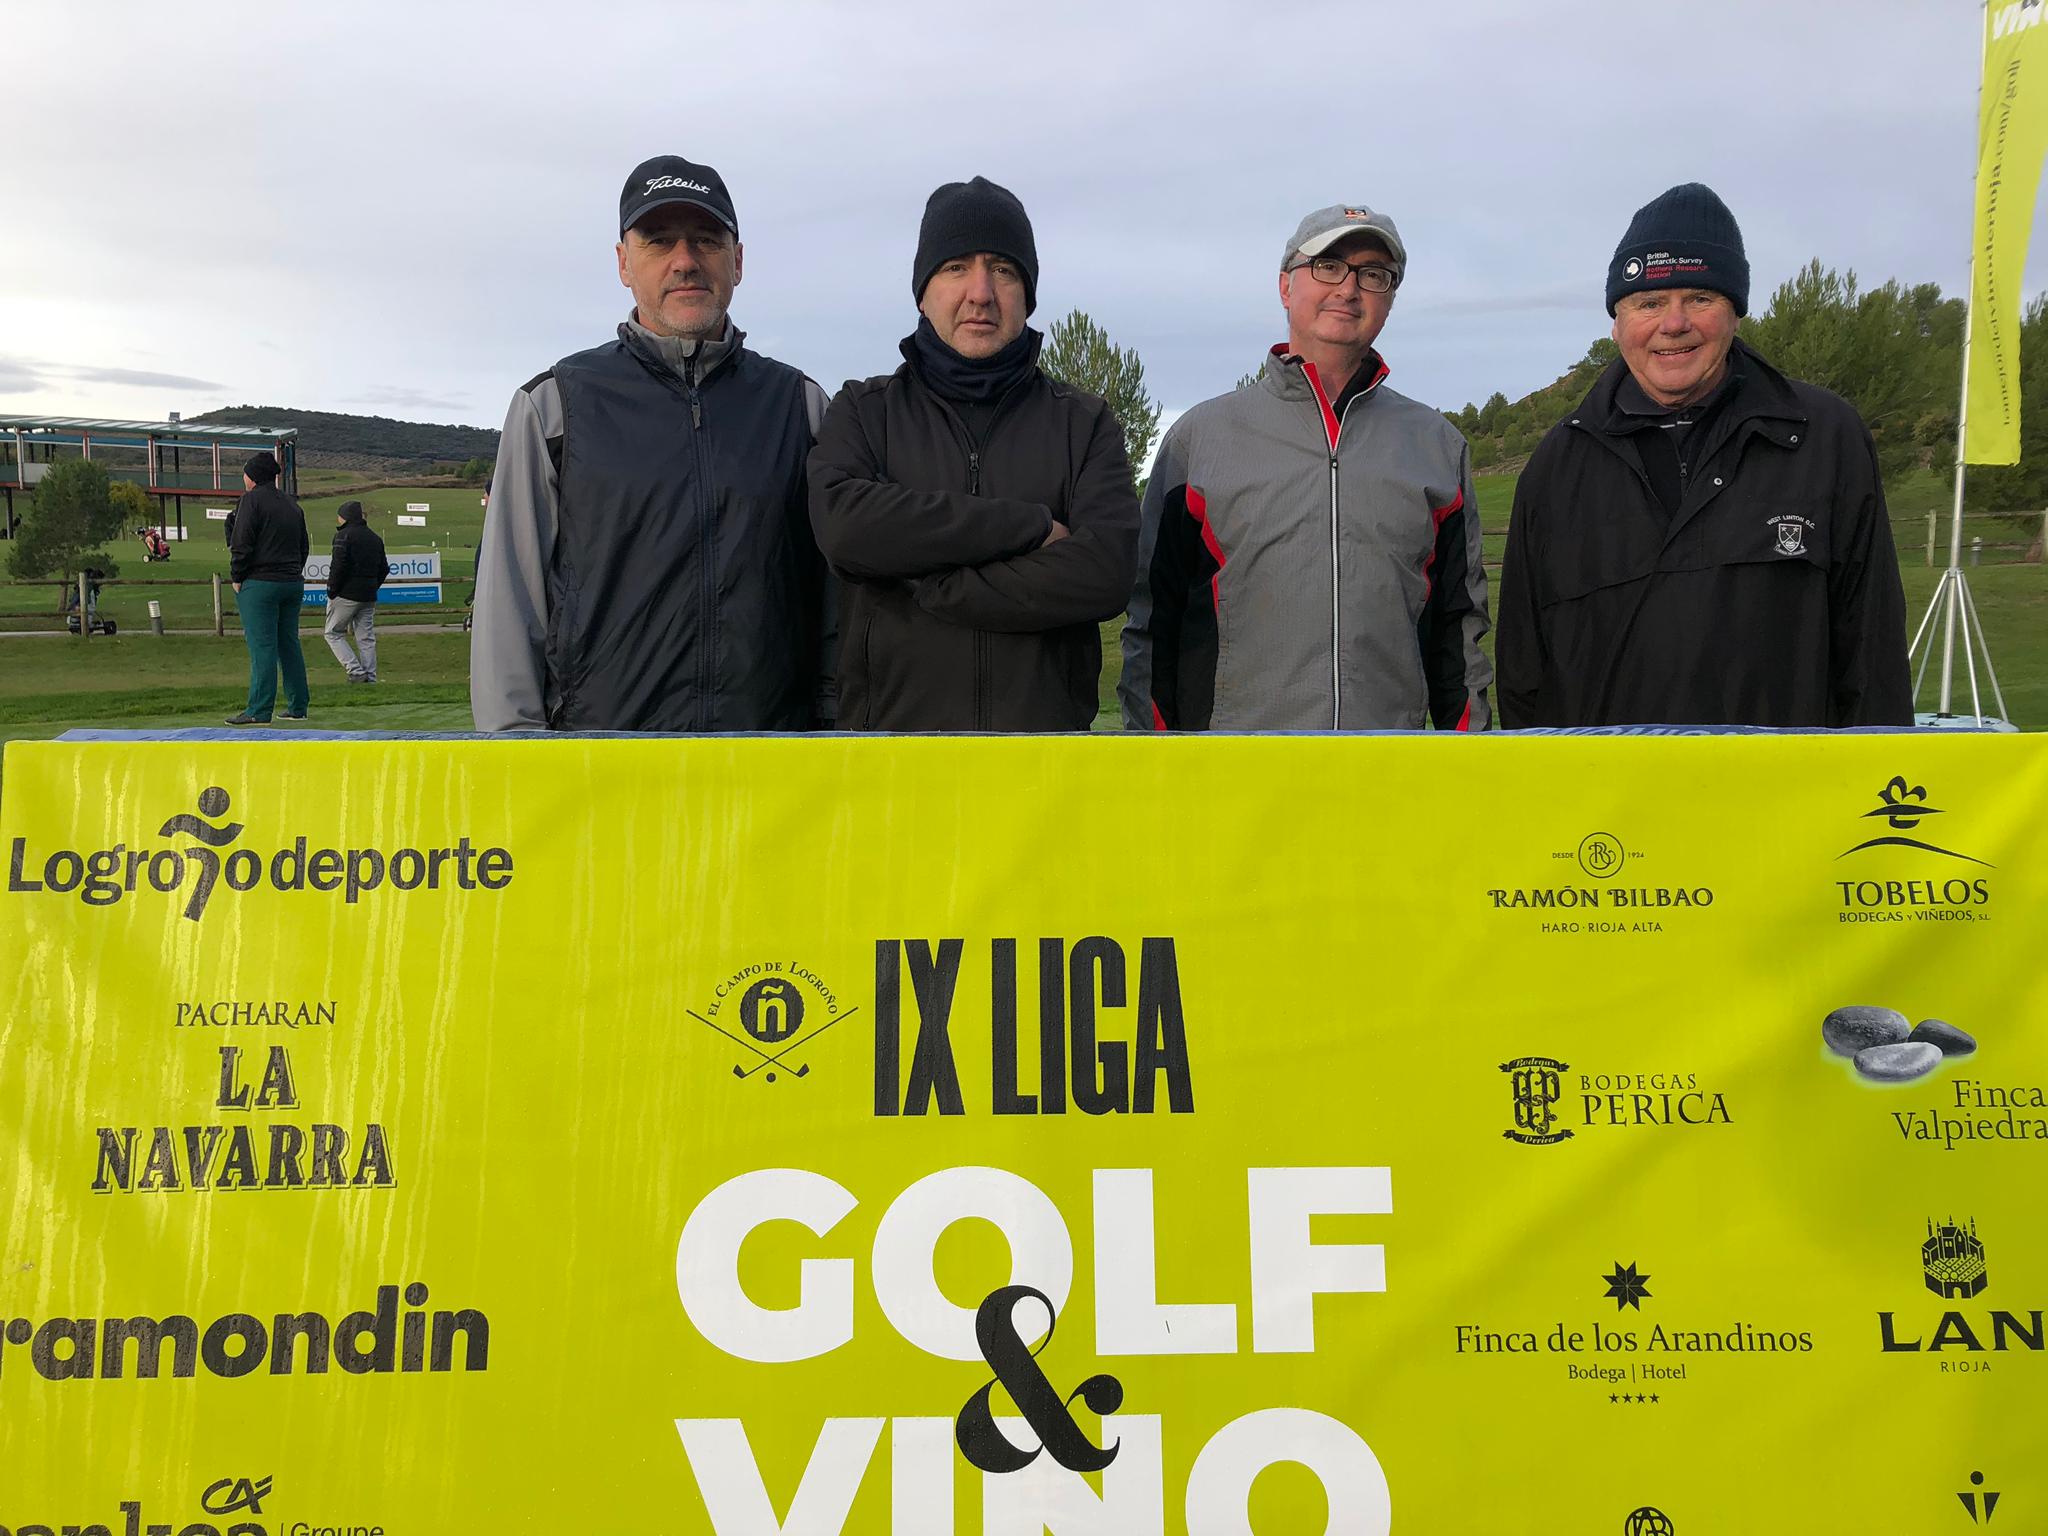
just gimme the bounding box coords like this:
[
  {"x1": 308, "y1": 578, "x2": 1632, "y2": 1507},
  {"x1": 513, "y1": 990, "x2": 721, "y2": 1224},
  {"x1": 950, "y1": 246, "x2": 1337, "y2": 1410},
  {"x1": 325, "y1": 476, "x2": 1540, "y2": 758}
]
[
  {"x1": 1926, "y1": 510, "x2": 1937, "y2": 567},
  {"x1": 212, "y1": 573, "x2": 224, "y2": 636},
  {"x1": 77, "y1": 571, "x2": 90, "y2": 641}
]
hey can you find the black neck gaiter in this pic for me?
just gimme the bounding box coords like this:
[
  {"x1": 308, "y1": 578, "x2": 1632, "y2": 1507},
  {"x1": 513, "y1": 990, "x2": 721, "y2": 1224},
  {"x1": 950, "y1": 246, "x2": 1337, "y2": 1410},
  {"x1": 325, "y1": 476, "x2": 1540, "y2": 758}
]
[{"x1": 901, "y1": 316, "x2": 1042, "y2": 405}]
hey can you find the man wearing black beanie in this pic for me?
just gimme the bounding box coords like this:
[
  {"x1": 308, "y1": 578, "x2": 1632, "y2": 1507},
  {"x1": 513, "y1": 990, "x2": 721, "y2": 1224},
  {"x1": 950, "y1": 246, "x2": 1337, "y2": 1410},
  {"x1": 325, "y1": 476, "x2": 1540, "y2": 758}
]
[
  {"x1": 808, "y1": 176, "x2": 1138, "y2": 730},
  {"x1": 225, "y1": 448, "x2": 311, "y2": 725},
  {"x1": 1496, "y1": 182, "x2": 1911, "y2": 729}
]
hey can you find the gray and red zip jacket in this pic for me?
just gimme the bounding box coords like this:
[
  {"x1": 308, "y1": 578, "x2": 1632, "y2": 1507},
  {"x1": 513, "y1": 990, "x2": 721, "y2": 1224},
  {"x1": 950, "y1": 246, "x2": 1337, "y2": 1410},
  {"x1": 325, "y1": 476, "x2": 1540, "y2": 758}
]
[{"x1": 1120, "y1": 346, "x2": 1492, "y2": 731}]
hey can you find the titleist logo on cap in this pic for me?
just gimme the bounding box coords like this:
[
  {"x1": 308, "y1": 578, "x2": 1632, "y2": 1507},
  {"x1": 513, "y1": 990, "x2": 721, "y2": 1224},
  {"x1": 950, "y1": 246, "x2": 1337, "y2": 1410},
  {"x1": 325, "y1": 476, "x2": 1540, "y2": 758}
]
[{"x1": 646, "y1": 175, "x2": 711, "y2": 195}]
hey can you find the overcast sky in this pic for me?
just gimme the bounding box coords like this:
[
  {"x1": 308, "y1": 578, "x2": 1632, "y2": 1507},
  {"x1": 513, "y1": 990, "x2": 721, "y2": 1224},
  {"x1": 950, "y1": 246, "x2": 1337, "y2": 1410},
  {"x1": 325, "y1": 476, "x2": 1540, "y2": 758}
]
[{"x1": 1, "y1": 0, "x2": 2024, "y2": 437}]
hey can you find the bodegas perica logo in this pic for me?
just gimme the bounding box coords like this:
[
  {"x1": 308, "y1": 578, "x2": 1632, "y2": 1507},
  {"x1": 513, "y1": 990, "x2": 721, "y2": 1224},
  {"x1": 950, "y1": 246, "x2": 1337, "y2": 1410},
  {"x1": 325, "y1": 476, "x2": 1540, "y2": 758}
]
[{"x1": 7, "y1": 786, "x2": 514, "y2": 921}]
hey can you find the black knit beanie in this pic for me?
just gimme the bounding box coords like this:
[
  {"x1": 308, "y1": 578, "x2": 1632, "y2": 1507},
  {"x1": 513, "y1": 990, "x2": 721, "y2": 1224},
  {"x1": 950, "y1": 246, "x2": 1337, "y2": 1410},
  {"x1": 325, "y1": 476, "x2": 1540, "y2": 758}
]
[
  {"x1": 244, "y1": 451, "x2": 280, "y2": 484},
  {"x1": 912, "y1": 177, "x2": 1039, "y2": 315},
  {"x1": 1606, "y1": 183, "x2": 1750, "y2": 317},
  {"x1": 338, "y1": 500, "x2": 365, "y2": 523}
]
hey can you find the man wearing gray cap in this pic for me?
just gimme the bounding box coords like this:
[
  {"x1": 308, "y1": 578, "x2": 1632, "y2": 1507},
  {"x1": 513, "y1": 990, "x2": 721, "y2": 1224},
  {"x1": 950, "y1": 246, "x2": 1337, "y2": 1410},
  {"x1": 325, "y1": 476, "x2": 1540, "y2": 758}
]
[
  {"x1": 1121, "y1": 204, "x2": 1491, "y2": 732},
  {"x1": 471, "y1": 154, "x2": 833, "y2": 732},
  {"x1": 1495, "y1": 183, "x2": 1910, "y2": 727}
]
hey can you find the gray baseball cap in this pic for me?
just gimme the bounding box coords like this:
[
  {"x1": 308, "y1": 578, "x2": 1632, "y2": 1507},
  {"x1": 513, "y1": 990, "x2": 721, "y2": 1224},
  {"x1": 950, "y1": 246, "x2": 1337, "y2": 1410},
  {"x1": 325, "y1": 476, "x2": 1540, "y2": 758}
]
[{"x1": 1283, "y1": 204, "x2": 1407, "y2": 277}]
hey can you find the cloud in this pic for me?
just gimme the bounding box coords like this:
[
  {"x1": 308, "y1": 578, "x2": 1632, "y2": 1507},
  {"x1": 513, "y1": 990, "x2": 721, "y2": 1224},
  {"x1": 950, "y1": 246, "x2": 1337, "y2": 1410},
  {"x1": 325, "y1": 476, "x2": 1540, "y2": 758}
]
[
  {"x1": 63, "y1": 364, "x2": 229, "y2": 391},
  {"x1": 346, "y1": 385, "x2": 472, "y2": 416},
  {"x1": 0, "y1": 357, "x2": 47, "y2": 394}
]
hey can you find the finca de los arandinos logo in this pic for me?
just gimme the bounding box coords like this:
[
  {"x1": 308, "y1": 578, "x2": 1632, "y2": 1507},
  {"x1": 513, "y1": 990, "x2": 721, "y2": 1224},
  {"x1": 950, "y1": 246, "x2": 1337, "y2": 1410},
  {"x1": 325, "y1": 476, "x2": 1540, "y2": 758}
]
[{"x1": 7, "y1": 786, "x2": 514, "y2": 921}]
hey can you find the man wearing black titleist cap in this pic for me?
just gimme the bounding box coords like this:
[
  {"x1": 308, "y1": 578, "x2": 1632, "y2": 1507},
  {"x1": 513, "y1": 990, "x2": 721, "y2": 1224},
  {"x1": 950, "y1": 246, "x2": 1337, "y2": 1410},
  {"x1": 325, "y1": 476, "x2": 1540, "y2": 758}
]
[
  {"x1": 1496, "y1": 182, "x2": 1911, "y2": 728},
  {"x1": 808, "y1": 176, "x2": 1139, "y2": 730},
  {"x1": 224, "y1": 450, "x2": 310, "y2": 726},
  {"x1": 471, "y1": 154, "x2": 834, "y2": 732}
]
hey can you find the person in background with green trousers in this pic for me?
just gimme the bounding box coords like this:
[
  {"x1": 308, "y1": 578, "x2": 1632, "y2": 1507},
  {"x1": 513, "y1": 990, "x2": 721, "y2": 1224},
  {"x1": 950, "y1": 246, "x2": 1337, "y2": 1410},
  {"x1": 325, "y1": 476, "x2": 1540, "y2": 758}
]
[{"x1": 224, "y1": 450, "x2": 311, "y2": 725}]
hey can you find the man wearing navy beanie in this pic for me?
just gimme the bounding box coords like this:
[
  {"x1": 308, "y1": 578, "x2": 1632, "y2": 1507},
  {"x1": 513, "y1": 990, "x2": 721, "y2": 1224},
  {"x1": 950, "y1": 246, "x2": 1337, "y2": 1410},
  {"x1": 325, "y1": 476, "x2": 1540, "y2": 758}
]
[{"x1": 1496, "y1": 183, "x2": 1911, "y2": 728}]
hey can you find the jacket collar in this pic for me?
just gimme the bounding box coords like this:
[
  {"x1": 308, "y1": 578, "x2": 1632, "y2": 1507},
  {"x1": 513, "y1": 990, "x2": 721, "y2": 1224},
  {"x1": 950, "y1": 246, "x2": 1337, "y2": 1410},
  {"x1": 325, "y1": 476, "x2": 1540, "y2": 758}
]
[
  {"x1": 1262, "y1": 344, "x2": 1389, "y2": 404},
  {"x1": 619, "y1": 311, "x2": 742, "y2": 382},
  {"x1": 1262, "y1": 344, "x2": 1389, "y2": 449},
  {"x1": 1576, "y1": 338, "x2": 1804, "y2": 441}
]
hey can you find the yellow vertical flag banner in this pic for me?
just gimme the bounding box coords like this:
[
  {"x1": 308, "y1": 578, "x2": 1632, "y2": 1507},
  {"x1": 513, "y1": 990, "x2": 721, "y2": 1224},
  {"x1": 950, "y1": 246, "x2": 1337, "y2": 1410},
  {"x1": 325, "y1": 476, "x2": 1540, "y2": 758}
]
[
  {"x1": 2, "y1": 734, "x2": 2047, "y2": 1533},
  {"x1": 1965, "y1": 1, "x2": 2048, "y2": 463}
]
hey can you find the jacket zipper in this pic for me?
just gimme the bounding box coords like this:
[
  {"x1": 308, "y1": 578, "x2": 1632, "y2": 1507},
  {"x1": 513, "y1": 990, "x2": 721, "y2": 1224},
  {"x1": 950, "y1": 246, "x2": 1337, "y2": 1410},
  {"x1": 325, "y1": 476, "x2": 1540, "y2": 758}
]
[
  {"x1": 932, "y1": 385, "x2": 1029, "y2": 735},
  {"x1": 687, "y1": 353, "x2": 713, "y2": 729},
  {"x1": 1324, "y1": 386, "x2": 1370, "y2": 730},
  {"x1": 968, "y1": 446, "x2": 990, "y2": 730}
]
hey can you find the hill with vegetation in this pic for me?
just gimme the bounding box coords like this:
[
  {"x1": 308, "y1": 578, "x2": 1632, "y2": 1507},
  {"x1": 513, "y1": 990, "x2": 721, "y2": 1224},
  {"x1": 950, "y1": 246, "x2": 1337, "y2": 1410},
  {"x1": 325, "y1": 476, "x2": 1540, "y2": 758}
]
[{"x1": 189, "y1": 405, "x2": 497, "y2": 479}]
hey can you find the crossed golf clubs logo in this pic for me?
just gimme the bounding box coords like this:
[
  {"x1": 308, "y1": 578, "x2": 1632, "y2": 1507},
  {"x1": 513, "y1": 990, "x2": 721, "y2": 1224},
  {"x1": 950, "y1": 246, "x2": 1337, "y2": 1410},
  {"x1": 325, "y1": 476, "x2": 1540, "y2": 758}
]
[{"x1": 687, "y1": 975, "x2": 856, "y2": 1084}]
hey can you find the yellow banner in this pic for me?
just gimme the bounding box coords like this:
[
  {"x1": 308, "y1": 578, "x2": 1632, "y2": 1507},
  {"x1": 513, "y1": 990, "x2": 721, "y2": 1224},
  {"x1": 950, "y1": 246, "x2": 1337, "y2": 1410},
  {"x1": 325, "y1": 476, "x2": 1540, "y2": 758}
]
[
  {"x1": 2, "y1": 734, "x2": 2046, "y2": 1534},
  {"x1": 1966, "y1": 1, "x2": 2048, "y2": 463}
]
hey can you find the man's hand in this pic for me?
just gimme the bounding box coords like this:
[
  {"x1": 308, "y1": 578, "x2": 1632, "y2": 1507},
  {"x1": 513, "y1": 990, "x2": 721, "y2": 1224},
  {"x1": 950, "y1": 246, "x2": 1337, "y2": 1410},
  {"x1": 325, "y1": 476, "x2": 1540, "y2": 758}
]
[
  {"x1": 232, "y1": 582, "x2": 241, "y2": 593},
  {"x1": 1040, "y1": 520, "x2": 1070, "y2": 548}
]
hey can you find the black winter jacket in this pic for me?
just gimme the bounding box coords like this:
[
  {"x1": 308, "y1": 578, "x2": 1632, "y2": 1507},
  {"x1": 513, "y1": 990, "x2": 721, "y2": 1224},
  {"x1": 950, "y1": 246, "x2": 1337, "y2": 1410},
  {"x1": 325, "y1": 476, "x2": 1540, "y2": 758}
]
[
  {"x1": 327, "y1": 518, "x2": 390, "y2": 602},
  {"x1": 546, "y1": 328, "x2": 825, "y2": 731},
  {"x1": 1496, "y1": 342, "x2": 1912, "y2": 728},
  {"x1": 808, "y1": 359, "x2": 1139, "y2": 731},
  {"x1": 229, "y1": 484, "x2": 309, "y2": 585}
]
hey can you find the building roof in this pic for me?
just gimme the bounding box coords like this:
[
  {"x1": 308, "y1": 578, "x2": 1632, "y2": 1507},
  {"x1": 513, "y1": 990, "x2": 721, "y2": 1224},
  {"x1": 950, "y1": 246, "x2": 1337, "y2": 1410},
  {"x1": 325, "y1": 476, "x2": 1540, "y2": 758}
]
[{"x1": 0, "y1": 414, "x2": 296, "y2": 441}]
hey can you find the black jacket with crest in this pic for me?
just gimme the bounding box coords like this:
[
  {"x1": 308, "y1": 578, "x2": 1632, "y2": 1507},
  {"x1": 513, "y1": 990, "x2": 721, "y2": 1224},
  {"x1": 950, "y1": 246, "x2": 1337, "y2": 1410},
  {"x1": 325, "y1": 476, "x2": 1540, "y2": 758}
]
[{"x1": 1496, "y1": 341, "x2": 1911, "y2": 728}]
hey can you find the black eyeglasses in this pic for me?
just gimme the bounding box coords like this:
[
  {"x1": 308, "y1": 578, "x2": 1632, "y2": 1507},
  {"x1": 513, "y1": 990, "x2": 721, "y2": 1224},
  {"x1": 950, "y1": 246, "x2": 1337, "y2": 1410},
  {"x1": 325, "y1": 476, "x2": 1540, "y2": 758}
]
[{"x1": 1287, "y1": 256, "x2": 1400, "y2": 293}]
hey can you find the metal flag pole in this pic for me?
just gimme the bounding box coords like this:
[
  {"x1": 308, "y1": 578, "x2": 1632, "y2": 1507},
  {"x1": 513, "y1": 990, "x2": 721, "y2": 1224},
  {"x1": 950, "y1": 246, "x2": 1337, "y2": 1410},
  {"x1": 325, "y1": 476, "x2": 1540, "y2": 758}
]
[{"x1": 1912, "y1": 0, "x2": 2011, "y2": 727}]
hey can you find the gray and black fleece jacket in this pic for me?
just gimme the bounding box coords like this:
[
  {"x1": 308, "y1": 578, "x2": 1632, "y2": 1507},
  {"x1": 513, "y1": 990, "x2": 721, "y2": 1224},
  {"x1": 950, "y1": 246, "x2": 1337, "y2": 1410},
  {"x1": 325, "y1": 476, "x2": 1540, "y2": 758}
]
[
  {"x1": 1121, "y1": 346, "x2": 1492, "y2": 732},
  {"x1": 471, "y1": 316, "x2": 832, "y2": 732}
]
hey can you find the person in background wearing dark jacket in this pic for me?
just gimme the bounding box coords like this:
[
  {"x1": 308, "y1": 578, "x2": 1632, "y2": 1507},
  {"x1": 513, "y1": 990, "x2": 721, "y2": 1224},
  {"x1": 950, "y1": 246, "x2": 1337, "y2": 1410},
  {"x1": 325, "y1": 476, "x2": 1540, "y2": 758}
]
[
  {"x1": 1496, "y1": 184, "x2": 1911, "y2": 728},
  {"x1": 225, "y1": 450, "x2": 310, "y2": 725},
  {"x1": 324, "y1": 500, "x2": 390, "y2": 684},
  {"x1": 809, "y1": 177, "x2": 1139, "y2": 731},
  {"x1": 470, "y1": 154, "x2": 832, "y2": 732}
]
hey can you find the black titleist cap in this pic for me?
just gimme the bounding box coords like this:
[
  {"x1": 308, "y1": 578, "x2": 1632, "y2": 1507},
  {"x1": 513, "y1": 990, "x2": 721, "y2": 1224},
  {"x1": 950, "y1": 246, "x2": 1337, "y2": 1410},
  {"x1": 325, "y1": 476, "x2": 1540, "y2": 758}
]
[{"x1": 619, "y1": 155, "x2": 737, "y2": 239}]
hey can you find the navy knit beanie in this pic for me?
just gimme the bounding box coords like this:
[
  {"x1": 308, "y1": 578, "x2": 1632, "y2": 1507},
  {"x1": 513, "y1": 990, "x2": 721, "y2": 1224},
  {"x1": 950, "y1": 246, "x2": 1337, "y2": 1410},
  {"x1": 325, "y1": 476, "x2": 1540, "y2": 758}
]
[
  {"x1": 1606, "y1": 183, "x2": 1750, "y2": 317},
  {"x1": 913, "y1": 177, "x2": 1039, "y2": 315}
]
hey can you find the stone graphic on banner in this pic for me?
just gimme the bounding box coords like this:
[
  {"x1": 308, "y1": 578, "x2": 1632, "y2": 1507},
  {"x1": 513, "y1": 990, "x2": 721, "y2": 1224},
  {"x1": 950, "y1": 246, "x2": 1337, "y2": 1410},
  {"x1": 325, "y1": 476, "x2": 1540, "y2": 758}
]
[{"x1": 1816, "y1": 1005, "x2": 2046, "y2": 1150}]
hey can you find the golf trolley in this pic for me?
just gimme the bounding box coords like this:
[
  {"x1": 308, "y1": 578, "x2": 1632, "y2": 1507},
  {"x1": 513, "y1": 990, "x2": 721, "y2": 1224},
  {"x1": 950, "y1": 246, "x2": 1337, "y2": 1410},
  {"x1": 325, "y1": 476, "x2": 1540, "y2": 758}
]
[{"x1": 64, "y1": 571, "x2": 117, "y2": 637}]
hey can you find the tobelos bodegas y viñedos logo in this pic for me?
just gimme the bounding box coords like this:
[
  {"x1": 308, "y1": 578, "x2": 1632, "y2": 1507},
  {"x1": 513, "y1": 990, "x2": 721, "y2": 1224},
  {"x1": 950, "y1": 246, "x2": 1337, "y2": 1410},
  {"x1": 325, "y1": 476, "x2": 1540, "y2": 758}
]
[{"x1": 7, "y1": 786, "x2": 513, "y2": 921}]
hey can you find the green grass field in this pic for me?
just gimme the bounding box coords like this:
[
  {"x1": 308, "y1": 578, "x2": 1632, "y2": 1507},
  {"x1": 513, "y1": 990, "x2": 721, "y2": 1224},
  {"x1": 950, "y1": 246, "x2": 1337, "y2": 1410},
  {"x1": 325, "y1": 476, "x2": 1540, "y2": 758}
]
[
  {"x1": 0, "y1": 467, "x2": 2038, "y2": 740},
  {"x1": 0, "y1": 482, "x2": 485, "y2": 634}
]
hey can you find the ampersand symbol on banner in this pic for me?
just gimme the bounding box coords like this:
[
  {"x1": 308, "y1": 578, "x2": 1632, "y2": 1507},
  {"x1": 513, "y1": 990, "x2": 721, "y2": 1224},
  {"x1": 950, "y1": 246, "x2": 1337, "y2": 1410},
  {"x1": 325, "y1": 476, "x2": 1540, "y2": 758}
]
[{"x1": 954, "y1": 1284, "x2": 1125, "y2": 1474}]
